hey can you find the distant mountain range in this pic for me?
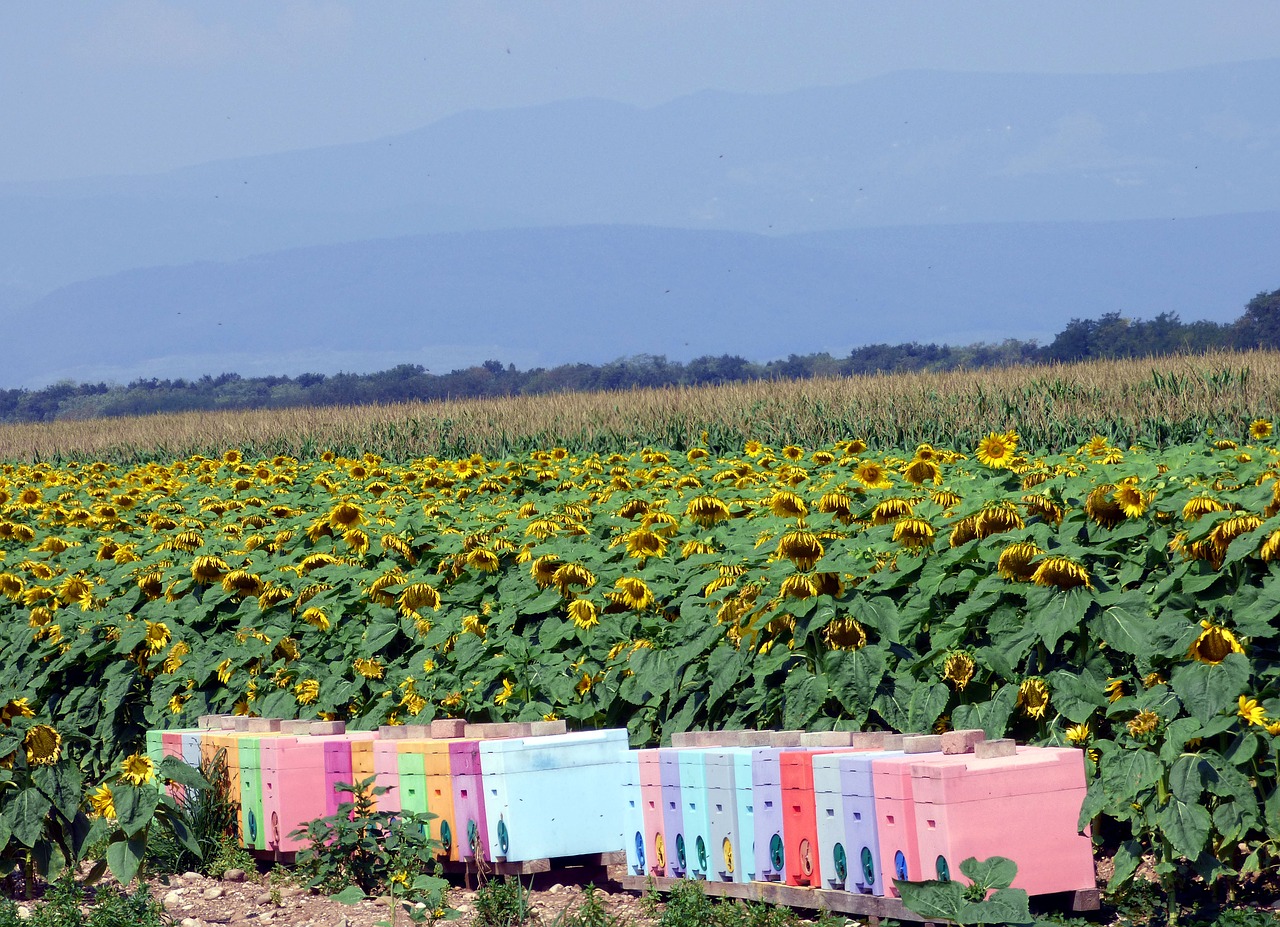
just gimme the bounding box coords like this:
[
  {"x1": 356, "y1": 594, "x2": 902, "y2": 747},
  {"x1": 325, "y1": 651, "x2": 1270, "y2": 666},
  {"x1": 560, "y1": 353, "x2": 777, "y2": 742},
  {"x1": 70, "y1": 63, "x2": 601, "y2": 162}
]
[
  {"x1": 6, "y1": 212, "x2": 1278, "y2": 389},
  {"x1": 2, "y1": 60, "x2": 1278, "y2": 389}
]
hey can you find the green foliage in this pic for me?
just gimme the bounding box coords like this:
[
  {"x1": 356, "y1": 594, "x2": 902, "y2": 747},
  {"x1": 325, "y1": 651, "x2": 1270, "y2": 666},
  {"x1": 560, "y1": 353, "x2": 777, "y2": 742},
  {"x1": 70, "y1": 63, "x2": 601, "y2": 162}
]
[
  {"x1": 143, "y1": 748, "x2": 243, "y2": 877},
  {"x1": 472, "y1": 875, "x2": 535, "y2": 927},
  {"x1": 894, "y1": 855, "x2": 1032, "y2": 926},
  {"x1": 293, "y1": 775, "x2": 448, "y2": 918},
  {"x1": 547, "y1": 884, "x2": 626, "y2": 927}
]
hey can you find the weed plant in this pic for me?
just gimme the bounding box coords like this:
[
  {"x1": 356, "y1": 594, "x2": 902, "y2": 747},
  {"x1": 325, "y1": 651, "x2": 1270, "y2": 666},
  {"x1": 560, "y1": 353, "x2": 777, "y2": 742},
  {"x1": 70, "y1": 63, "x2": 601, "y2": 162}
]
[{"x1": 472, "y1": 875, "x2": 535, "y2": 927}]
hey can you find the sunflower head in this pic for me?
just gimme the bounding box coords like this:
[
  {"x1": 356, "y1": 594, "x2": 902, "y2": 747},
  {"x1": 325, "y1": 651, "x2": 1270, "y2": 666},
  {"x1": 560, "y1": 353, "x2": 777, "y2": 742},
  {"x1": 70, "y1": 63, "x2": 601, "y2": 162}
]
[
  {"x1": 1187, "y1": 622, "x2": 1244, "y2": 664},
  {"x1": 892, "y1": 516, "x2": 935, "y2": 549},
  {"x1": 23, "y1": 725, "x2": 61, "y2": 766},
  {"x1": 975, "y1": 431, "x2": 1019, "y2": 469},
  {"x1": 942, "y1": 652, "x2": 976, "y2": 691},
  {"x1": 567, "y1": 598, "x2": 600, "y2": 630},
  {"x1": 1017, "y1": 677, "x2": 1050, "y2": 719},
  {"x1": 1031, "y1": 555, "x2": 1091, "y2": 590},
  {"x1": 120, "y1": 753, "x2": 156, "y2": 786}
]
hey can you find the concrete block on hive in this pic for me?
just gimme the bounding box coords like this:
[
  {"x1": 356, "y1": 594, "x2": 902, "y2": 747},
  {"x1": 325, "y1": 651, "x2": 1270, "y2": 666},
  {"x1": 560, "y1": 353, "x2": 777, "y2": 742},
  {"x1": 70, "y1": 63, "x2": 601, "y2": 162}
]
[
  {"x1": 529, "y1": 720, "x2": 567, "y2": 737},
  {"x1": 465, "y1": 721, "x2": 532, "y2": 739},
  {"x1": 430, "y1": 719, "x2": 467, "y2": 738},
  {"x1": 244, "y1": 718, "x2": 281, "y2": 733},
  {"x1": 941, "y1": 729, "x2": 986, "y2": 755},
  {"x1": 218, "y1": 716, "x2": 238, "y2": 729},
  {"x1": 849, "y1": 731, "x2": 888, "y2": 749},
  {"x1": 378, "y1": 726, "x2": 407, "y2": 739},
  {"x1": 400, "y1": 724, "x2": 431, "y2": 739},
  {"x1": 279, "y1": 720, "x2": 312, "y2": 734},
  {"x1": 669, "y1": 731, "x2": 701, "y2": 747},
  {"x1": 903, "y1": 734, "x2": 944, "y2": 754},
  {"x1": 199, "y1": 714, "x2": 230, "y2": 730},
  {"x1": 974, "y1": 738, "x2": 1017, "y2": 759},
  {"x1": 308, "y1": 721, "x2": 345, "y2": 735},
  {"x1": 801, "y1": 731, "x2": 854, "y2": 747}
]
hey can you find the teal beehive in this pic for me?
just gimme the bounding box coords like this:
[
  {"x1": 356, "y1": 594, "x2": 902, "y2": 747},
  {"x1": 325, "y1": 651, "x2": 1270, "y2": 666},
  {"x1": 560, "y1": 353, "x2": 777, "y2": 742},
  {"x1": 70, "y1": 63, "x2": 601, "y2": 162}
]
[{"x1": 480, "y1": 730, "x2": 629, "y2": 862}]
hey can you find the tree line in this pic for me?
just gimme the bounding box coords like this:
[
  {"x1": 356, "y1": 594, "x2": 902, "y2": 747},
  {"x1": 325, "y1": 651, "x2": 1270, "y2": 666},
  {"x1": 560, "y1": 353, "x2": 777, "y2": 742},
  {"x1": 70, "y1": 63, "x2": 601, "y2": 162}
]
[{"x1": 2, "y1": 288, "x2": 1277, "y2": 424}]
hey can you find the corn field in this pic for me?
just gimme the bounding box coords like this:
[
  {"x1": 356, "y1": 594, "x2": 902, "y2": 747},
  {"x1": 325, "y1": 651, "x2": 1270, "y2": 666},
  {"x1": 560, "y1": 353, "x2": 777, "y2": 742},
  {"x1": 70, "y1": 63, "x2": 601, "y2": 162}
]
[{"x1": 0, "y1": 351, "x2": 1274, "y2": 465}]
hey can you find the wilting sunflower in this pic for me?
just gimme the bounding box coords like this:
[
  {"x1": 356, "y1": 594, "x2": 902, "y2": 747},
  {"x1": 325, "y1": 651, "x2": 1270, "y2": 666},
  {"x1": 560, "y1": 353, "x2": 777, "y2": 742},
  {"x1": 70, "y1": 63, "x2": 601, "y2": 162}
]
[
  {"x1": 817, "y1": 491, "x2": 854, "y2": 523},
  {"x1": 530, "y1": 554, "x2": 561, "y2": 588},
  {"x1": 1182, "y1": 495, "x2": 1226, "y2": 521},
  {"x1": 190, "y1": 555, "x2": 229, "y2": 585},
  {"x1": 23, "y1": 725, "x2": 61, "y2": 766},
  {"x1": 1017, "y1": 677, "x2": 1050, "y2": 719},
  {"x1": 353, "y1": 658, "x2": 384, "y2": 679},
  {"x1": 779, "y1": 573, "x2": 819, "y2": 599},
  {"x1": 1209, "y1": 514, "x2": 1264, "y2": 559},
  {"x1": 609, "y1": 577, "x2": 655, "y2": 611},
  {"x1": 1127, "y1": 709, "x2": 1160, "y2": 738},
  {"x1": 868, "y1": 497, "x2": 912, "y2": 526},
  {"x1": 221, "y1": 570, "x2": 264, "y2": 598},
  {"x1": 1031, "y1": 555, "x2": 1091, "y2": 590},
  {"x1": 466, "y1": 548, "x2": 500, "y2": 572},
  {"x1": 903, "y1": 458, "x2": 942, "y2": 486},
  {"x1": 1187, "y1": 621, "x2": 1244, "y2": 664},
  {"x1": 686, "y1": 495, "x2": 731, "y2": 527},
  {"x1": 974, "y1": 501, "x2": 1024, "y2": 538},
  {"x1": 1259, "y1": 530, "x2": 1280, "y2": 562},
  {"x1": 941, "y1": 652, "x2": 975, "y2": 691},
  {"x1": 776, "y1": 529, "x2": 824, "y2": 570},
  {"x1": 568, "y1": 598, "x2": 600, "y2": 630},
  {"x1": 1, "y1": 698, "x2": 36, "y2": 725},
  {"x1": 399, "y1": 582, "x2": 442, "y2": 614},
  {"x1": 769, "y1": 490, "x2": 809, "y2": 520},
  {"x1": 1064, "y1": 722, "x2": 1091, "y2": 745},
  {"x1": 892, "y1": 516, "x2": 935, "y2": 549},
  {"x1": 143, "y1": 621, "x2": 171, "y2": 655},
  {"x1": 294, "y1": 678, "x2": 320, "y2": 706},
  {"x1": 975, "y1": 431, "x2": 1018, "y2": 469},
  {"x1": 625, "y1": 528, "x2": 668, "y2": 560},
  {"x1": 89, "y1": 783, "x2": 116, "y2": 820},
  {"x1": 300, "y1": 607, "x2": 331, "y2": 631},
  {"x1": 997, "y1": 541, "x2": 1043, "y2": 582},
  {"x1": 822, "y1": 617, "x2": 868, "y2": 651},
  {"x1": 553, "y1": 563, "x2": 596, "y2": 597}
]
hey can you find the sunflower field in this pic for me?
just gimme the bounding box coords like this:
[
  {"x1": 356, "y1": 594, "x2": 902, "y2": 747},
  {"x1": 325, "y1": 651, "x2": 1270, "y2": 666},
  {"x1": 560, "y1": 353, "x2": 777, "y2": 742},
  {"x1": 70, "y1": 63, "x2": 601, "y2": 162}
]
[{"x1": 5, "y1": 420, "x2": 1280, "y2": 893}]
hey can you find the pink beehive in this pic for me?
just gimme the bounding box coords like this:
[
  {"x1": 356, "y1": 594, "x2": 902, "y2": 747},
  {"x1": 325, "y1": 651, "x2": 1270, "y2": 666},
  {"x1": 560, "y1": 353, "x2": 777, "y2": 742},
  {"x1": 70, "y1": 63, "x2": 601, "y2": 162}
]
[
  {"x1": 373, "y1": 740, "x2": 404, "y2": 814},
  {"x1": 638, "y1": 749, "x2": 667, "y2": 874},
  {"x1": 261, "y1": 736, "x2": 326, "y2": 852},
  {"x1": 909, "y1": 746, "x2": 1095, "y2": 896},
  {"x1": 871, "y1": 749, "x2": 961, "y2": 893}
]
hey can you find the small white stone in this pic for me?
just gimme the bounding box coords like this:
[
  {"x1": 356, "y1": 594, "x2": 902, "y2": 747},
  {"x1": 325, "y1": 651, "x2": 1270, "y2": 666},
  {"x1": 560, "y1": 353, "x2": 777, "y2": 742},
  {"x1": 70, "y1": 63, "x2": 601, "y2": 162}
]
[
  {"x1": 202, "y1": 886, "x2": 225, "y2": 900},
  {"x1": 162, "y1": 891, "x2": 183, "y2": 910},
  {"x1": 223, "y1": 868, "x2": 248, "y2": 883},
  {"x1": 181, "y1": 918, "x2": 201, "y2": 927},
  {"x1": 16, "y1": 905, "x2": 31, "y2": 920}
]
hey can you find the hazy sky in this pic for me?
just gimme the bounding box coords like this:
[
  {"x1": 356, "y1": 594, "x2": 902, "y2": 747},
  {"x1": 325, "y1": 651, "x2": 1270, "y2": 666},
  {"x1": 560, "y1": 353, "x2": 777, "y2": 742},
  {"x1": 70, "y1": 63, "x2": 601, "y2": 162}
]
[{"x1": 4, "y1": 1, "x2": 1280, "y2": 183}]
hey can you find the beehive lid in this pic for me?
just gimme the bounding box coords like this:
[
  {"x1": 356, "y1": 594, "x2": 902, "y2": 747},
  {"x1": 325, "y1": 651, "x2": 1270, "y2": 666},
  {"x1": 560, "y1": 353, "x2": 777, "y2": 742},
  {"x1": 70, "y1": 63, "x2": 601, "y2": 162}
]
[{"x1": 910, "y1": 746, "x2": 1086, "y2": 804}]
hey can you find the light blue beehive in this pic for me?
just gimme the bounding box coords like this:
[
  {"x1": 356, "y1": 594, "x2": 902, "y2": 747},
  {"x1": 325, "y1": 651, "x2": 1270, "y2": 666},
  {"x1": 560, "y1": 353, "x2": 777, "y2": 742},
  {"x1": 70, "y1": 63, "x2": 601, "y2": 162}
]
[
  {"x1": 480, "y1": 729, "x2": 629, "y2": 862},
  {"x1": 677, "y1": 750, "x2": 713, "y2": 879},
  {"x1": 621, "y1": 751, "x2": 647, "y2": 876}
]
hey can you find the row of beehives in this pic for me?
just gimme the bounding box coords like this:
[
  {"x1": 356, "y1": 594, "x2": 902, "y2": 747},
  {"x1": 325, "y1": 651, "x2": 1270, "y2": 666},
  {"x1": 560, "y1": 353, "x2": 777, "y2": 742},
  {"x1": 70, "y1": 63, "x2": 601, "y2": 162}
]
[{"x1": 147, "y1": 720, "x2": 1095, "y2": 898}]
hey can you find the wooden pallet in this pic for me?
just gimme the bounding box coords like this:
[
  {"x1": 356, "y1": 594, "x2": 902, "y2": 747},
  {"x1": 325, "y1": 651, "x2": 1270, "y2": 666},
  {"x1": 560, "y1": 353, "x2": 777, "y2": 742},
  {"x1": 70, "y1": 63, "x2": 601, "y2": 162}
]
[{"x1": 614, "y1": 874, "x2": 1099, "y2": 925}]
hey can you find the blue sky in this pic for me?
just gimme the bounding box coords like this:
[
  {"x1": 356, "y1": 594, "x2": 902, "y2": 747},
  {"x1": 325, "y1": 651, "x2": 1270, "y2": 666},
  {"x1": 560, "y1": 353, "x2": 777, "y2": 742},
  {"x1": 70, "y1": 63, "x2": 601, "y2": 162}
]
[{"x1": 4, "y1": 1, "x2": 1280, "y2": 183}]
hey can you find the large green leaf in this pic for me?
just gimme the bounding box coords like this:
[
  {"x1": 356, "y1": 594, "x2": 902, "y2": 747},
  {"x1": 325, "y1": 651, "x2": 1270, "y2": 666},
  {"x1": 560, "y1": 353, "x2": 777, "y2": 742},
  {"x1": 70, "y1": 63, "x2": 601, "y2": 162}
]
[
  {"x1": 1157, "y1": 799, "x2": 1212, "y2": 859},
  {"x1": 1170, "y1": 653, "x2": 1250, "y2": 723}
]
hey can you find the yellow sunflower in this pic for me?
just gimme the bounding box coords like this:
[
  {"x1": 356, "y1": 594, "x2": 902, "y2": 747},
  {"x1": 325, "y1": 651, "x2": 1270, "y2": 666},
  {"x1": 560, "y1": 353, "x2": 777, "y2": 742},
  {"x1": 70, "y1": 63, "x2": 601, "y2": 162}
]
[
  {"x1": 1187, "y1": 621, "x2": 1244, "y2": 664},
  {"x1": 120, "y1": 753, "x2": 156, "y2": 787},
  {"x1": 23, "y1": 725, "x2": 62, "y2": 766}
]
